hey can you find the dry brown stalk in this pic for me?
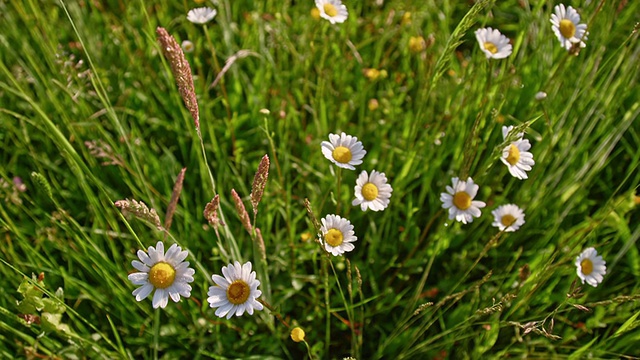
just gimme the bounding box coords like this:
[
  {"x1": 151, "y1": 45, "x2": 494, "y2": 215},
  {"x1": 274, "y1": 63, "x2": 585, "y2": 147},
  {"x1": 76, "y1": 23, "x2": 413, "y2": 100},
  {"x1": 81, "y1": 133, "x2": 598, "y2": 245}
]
[{"x1": 156, "y1": 27, "x2": 199, "y2": 129}]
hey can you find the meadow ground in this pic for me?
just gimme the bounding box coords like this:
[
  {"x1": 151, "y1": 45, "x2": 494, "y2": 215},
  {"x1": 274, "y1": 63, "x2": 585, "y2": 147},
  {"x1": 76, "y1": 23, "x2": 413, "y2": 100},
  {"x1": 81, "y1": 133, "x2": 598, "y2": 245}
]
[{"x1": 1, "y1": 0, "x2": 639, "y2": 359}]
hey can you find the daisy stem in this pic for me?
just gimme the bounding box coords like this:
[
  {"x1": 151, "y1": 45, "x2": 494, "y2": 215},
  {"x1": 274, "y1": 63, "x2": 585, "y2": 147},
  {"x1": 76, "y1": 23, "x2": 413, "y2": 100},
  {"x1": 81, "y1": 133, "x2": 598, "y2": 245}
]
[
  {"x1": 323, "y1": 256, "x2": 331, "y2": 357},
  {"x1": 203, "y1": 25, "x2": 235, "y2": 152},
  {"x1": 153, "y1": 308, "x2": 160, "y2": 360},
  {"x1": 461, "y1": 60, "x2": 493, "y2": 179},
  {"x1": 336, "y1": 168, "x2": 342, "y2": 213}
]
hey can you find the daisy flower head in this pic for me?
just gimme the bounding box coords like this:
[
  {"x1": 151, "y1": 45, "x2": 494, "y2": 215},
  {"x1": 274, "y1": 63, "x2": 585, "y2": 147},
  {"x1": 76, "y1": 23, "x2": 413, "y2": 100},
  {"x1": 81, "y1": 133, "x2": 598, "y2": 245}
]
[
  {"x1": 550, "y1": 4, "x2": 588, "y2": 50},
  {"x1": 500, "y1": 138, "x2": 535, "y2": 180},
  {"x1": 491, "y1": 204, "x2": 525, "y2": 232},
  {"x1": 181, "y1": 40, "x2": 194, "y2": 53},
  {"x1": 315, "y1": 0, "x2": 348, "y2": 24},
  {"x1": 187, "y1": 7, "x2": 217, "y2": 25},
  {"x1": 440, "y1": 177, "x2": 486, "y2": 224},
  {"x1": 319, "y1": 214, "x2": 357, "y2": 256},
  {"x1": 475, "y1": 27, "x2": 512, "y2": 59},
  {"x1": 352, "y1": 170, "x2": 393, "y2": 211},
  {"x1": 128, "y1": 241, "x2": 195, "y2": 309},
  {"x1": 321, "y1": 132, "x2": 366, "y2": 170},
  {"x1": 575, "y1": 247, "x2": 606, "y2": 287},
  {"x1": 207, "y1": 261, "x2": 263, "y2": 319},
  {"x1": 501, "y1": 125, "x2": 524, "y2": 141}
]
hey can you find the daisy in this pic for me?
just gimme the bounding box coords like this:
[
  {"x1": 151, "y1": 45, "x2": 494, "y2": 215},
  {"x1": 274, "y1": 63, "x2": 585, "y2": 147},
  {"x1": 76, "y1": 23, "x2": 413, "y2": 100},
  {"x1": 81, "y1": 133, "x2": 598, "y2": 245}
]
[
  {"x1": 491, "y1": 204, "x2": 525, "y2": 232},
  {"x1": 187, "y1": 7, "x2": 217, "y2": 25},
  {"x1": 321, "y1": 132, "x2": 366, "y2": 170},
  {"x1": 440, "y1": 177, "x2": 486, "y2": 224},
  {"x1": 550, "y1": 4, "x2": 588, "y2": 50},
  {"x1": 475, "y1": 27, "x2": 512, "y2": 59},
  {"x1": 575, "y1": 247, "x2": 606, "y2": 287},
  {"x1": 128, "y1": 241, "x2": 195, "y2": 309},
  {"x1": 500, "y1": 138, "x2": 535, "y2": 180},
  {"x1": 315, "y1": 0, "x2": 348, "y2": 24},
  {"x1": 181, "y1": 40, "x2": 194, "y2": 53},
  {"x1": 352, "y1": 170, "x2": 393, "y2": 211},
  {"x1": 502, "y1": 125, "x2": 523, "y2": 141},
  {"x1": 319, "y1": 214, "x2": 357, "y2": 256},
  {"x1": 207, "y1": 261, "x2": 264, "y2": 319}
]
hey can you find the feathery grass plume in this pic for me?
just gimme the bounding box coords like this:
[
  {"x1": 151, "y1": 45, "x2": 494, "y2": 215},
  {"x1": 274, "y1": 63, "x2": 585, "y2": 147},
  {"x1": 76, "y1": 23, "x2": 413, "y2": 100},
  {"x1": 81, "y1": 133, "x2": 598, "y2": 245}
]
[
  {"x1": 203, "y1": 194, "x2": 225, "y2": 234},
  {"x1": 209, "y1": 50, "x2": 260, "y2": 89},
  {"x1": 84, "y1": 140, "x2": 125, "y2": 167},
  {"x1": 114, "y1": 199, "x2": 162, "y2": 230},
  {"x1": 156, "y1": 27, "x2": 199, "y2": 129},
  {"x1": 303, "y1": 198, "x2": 321, "y2": 233},
  {"x1": 30, "y1": 172, "x2": 53, "y2": 203},
  {"x1": 255, "y1": 227, "x2": 266, "y2": 261},
  {"x1": 231, "y1": 189, "x2": 252, "y2": 235},
  {"x1": 428, "y1": 0, "x2": 494, "y2": 94},
  {"x1": 164, "y1": 167, "x2": 186, "y2": 231},
  {"x1": 250, "y1": 154, "x2": 270, "y2": 217}
]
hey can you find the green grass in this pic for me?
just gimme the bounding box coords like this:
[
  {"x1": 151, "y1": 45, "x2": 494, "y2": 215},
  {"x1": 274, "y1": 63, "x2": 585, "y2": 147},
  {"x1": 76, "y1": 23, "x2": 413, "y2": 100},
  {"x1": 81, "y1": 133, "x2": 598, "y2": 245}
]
[{"x1": 1, "y1": 0, "x2": 639, "y2": 358}]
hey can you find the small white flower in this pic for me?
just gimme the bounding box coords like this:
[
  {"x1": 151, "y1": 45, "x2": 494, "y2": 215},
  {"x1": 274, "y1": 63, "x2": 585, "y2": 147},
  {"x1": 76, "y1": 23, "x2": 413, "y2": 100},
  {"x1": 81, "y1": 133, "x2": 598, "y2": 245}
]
[
  {"x1": 475, "y1": 27, "x2": 512, "y2": 59},
  {"x1": 440, "y1": 177, "x2": 486, "y2": 224},
  {"x1": 502, "y1": 125, "x2": 524, "y2": 140},
  {"x1": 321, "y1": 132, "x2": 366, "y2": 170},
  {"x1": 550, "y1": 4, "x2": 588, "y2": 50},
  {"x1": 491, "y1": 204, "x2": 525, "y2": 232},
  {"x1": 181, "y1": 40, "x2": 194, "y2": 53},
  {"x1": 128, "y1": 241, "x2": 195, "y2": 309},
  {"x1": 187, "y1": 7, "x2": 217, "y2": 25},
  {"x1": 315, "y1": 0, "x2": 348, "y2": 24},
  {"x1": 575, "y1": 247, "x2": 606, "y2": 287},
  {"x1": 319, "y1": 214, "x2": 357, "y2": 256},
  {"x1": 535, "y1": 91, "x2": 548, "y2": 101},
  {"x1": 352, "y1": 170, "x2": 393, "y2": 211},
  {"x1": 500, "y1": 138, "x2": 535, "y2": 180},
  {"x1": 207, "y1": 261, "x2": 264, "y2": 319}
]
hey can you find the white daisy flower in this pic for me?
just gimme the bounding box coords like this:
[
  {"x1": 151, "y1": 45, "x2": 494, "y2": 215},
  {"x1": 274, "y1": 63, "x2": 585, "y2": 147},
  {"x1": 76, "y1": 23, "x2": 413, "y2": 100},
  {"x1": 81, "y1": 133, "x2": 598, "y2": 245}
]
[
  {"x1": 128, "y1": 241, "x2": 195, "y2": 309},
  {"x1": 181, "y1": 40, "x2": 194, "y2": 53},
  {"x1": 187, "y1": 7, "x2": 217, "y2": 25},
  {"x1": 321, "y1": 132, "x2": 366, "y2": 170},
  {"x1": 352, "y1": 170, "x2": 393, "y2": 211},
  {"x1": 501, "y1": 125, "x2": 523, "y2": 141},
  {"x1": 550, "y1": 4, "x2": 588, "y2": 50},
  {"x1": 491, "y1": 204, "x2": 525, "y2": 232},
  {"x1": 475, "y1": 27, "x2": 512, "y2": 59},
  {"x1": 440, "y1": 177, "x2": 486, "y2": 224},
  {"x1": 500, "y1": 138, "x2": 535, "y2": 180},
  {"x1": 207, "y1": 261, "x2": 264, "y2": 319},
  {"x1": 315, "y1": 0, "x2": 348, "y2": 24},
  {"x1": 575, "y1": 247, "x2": 606, "y2": 287},
  {"x1": 319, "y1": 214, "x2": 357, "y2": 256}
]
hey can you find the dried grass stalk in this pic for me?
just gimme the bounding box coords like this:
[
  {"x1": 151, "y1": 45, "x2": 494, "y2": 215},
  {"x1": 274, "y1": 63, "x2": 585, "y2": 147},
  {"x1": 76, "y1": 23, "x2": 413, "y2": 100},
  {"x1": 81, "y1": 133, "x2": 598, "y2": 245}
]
[
  {"x1": 231, "y1": 189, "x2": 252, "y2": 235},
  {"x1": 115, "y1": 199, "x2": 162, "y2": 230},
  {"x1": 250, "y1": 154, "x2": 270, "y2": 216},
  {"x1": 156, "y1": 27, "x2": 199, "y2": 129},
  {"x1": 164, "y1": 167, "x2": 186, "y2": 231}
]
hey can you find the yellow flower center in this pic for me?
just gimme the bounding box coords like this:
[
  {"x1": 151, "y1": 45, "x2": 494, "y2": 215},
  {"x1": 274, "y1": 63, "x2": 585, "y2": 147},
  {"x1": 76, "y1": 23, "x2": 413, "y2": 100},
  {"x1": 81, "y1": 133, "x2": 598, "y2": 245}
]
[
  {"x1": 290, "y1": 327, "x2": 306, "y2": 342},
  {"x1": 332, "y1": 146, "x2": 352, "y2": 164},
  {"x1": 506, "y1": 144, "x2": 520, "y2": 165},
  {"x1": 227, "y1": 280, "x2": 251, "y2": 305},
  {"x1": 501, "y1": 214, "x2": 516, "y2": 227},
  {"x1": 453, "y1": 191, "x2": 471, "y2": 210},
  {"x1": 323, "y1": 3, "x2": 338, "y2": 17},
  {"x1": 325, "y1": 228, "x2": 344, "y2": 247},
  {"x1": 148, "y1": 262, "x2": 176, "y2": 289},
  {"x1": 483, "y1": 42, "x2": 498, "y2": 54},
  {"x1": 559, "y1": 19, "x2": 576, "y2": 38},
  {"x1": 361, "y1": 183, "x2": 379, "y2": 201},
  {"x1": 580, "y1": 258, "x2": 594, "y2": 276}
]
